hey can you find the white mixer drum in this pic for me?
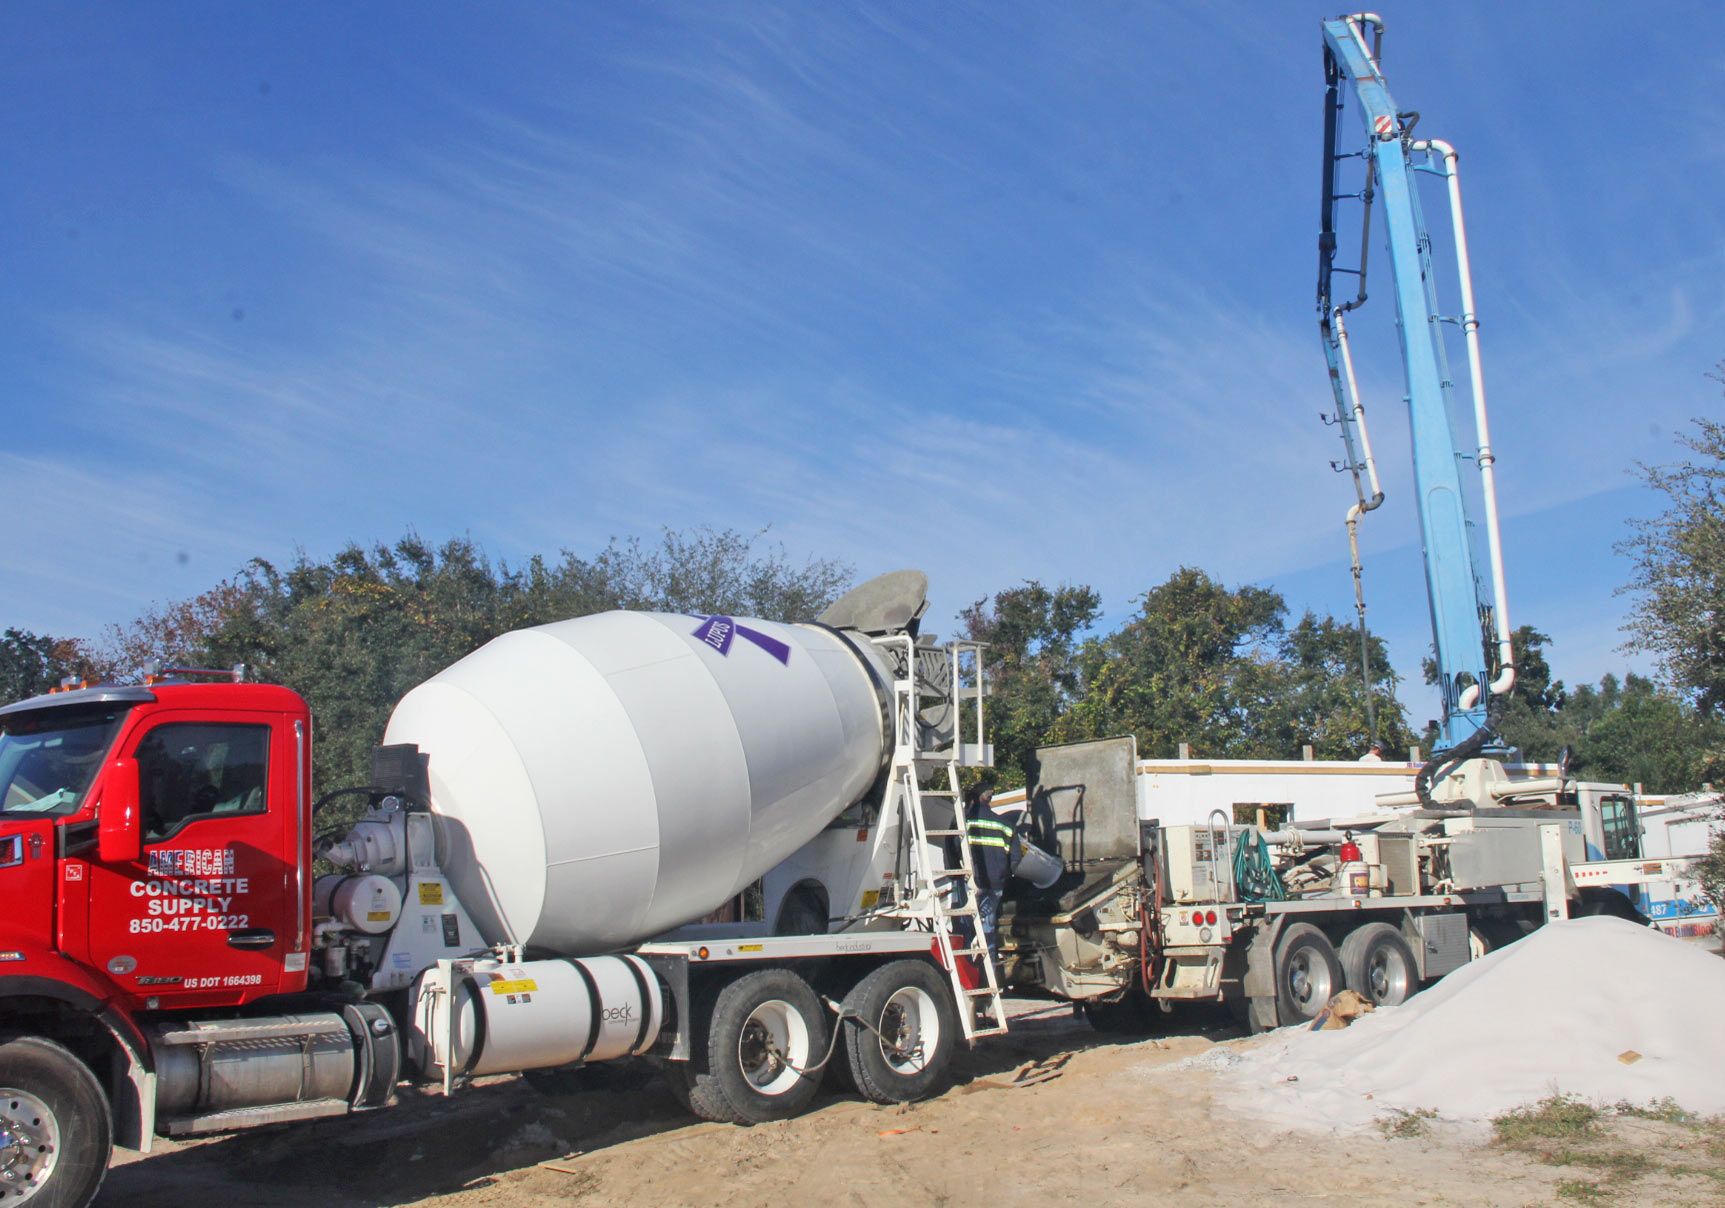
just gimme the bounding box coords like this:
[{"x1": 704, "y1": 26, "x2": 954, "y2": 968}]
[{"x1": 383, "y1": 611, "x2": 892, "y2": 953}]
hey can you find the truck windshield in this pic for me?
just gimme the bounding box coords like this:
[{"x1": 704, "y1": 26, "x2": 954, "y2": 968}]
[{"x1": 0, "y1": 707, "x2": 129, "y2": 818}]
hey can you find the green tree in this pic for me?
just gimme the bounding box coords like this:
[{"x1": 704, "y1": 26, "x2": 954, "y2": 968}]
[
  {"x1": 1056, "y1": 571, "x2": 1410, "y2": 760},
  {"x1": 1693, "y1": 803, "x2": 1725, "y2": 951},
  {"x1": 1056, "y1": 568, "x2": 1285, "y2": 758},
  {"x1": 0, "y1": 628, "x2": 96, "y2": 703},
  {"x1": 960, "y1": 581, "x2": 1100, "y2": 785},
  {"x1": 1241, "y1": 612, "x2": 1414, "y2": 760},
  {"x1": 1617, "y1": 395, "x2": 1725, "y2": 906},
  {"x1": 98, "y1": 580, "x2": 266, "y2": 680},
  {"x1": 1575, "y1": 673, "x2": 1724, "y2": 792},
  {"x1": 1492, "y1": 625, "x2": 1577, "y2": 760},
  {"x1": 101, "y1": 527, "x2": 852, "y2": 804},
  {"x1": 1619, "y1": 404, "x2": 1725, "y2": 715},
  {"x1": 965, "y1": 571, "x2": 1414, "y2": 780}
]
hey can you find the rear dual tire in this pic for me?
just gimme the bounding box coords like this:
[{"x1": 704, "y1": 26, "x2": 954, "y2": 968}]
[
  {"x1": 1273, "y1": 923, "x2": 1344, "y2": 1026},
  {"x1": 676, "y1": 962, "x2": 961, "y2": 1120},
  {"x1": 679, "y1": 970, "x2": 829, "y2": 1124},
  {"x1": 840, "y1": 961, "x2": 958, "y2": 1104},
  {"x1": 1338, "y1": 922, "x2": 1417, "y2": 1008}
]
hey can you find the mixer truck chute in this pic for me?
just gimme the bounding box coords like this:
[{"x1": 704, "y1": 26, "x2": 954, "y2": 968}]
[{"x1": 0, "y1": 572, "x2": 1011, "y2": 1206}]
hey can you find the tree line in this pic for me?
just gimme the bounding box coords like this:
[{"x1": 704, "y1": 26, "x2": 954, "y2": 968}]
[
  {"x1": 6, "y1": 529, "x2": 852, "y2": 797},
  {"x1": 6, "y1": 413, "x2": 1724, "y2": 815}
]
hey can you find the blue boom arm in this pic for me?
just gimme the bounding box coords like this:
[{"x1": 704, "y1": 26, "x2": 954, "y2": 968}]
[{"x1": 1317, "y1": 14, "x2": 1514, "y2": 758}]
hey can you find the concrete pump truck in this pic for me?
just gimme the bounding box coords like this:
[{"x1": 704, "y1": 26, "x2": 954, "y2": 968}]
[{"x1": 975, "y1": 13, "x2": 1697, "y2": 1034}]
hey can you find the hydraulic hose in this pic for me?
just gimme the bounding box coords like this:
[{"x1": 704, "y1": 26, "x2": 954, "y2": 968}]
[
  {"x1": 309, "y1": 784, "x2": 427, "y2": 816},
  {"x1": 1138, "y1": 832, "x2": 1166, "y2": 998},
  {"x1": 1414, "y1": 695, "x2": 1506, "y2": 811}
]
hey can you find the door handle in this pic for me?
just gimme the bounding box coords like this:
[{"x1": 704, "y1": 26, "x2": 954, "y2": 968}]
[{"x1": 227, "y1": 928, "x2": 276, "y2": 950}]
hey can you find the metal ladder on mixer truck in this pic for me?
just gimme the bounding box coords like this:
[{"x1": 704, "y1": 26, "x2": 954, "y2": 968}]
[{"x1": 871, "y1": 634, "x2": 1008, "y2": 1040}]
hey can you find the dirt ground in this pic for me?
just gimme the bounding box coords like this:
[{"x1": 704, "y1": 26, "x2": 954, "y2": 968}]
[{"x1": 101, "y1": 1001, "x2": 1710, "y2": 1208}]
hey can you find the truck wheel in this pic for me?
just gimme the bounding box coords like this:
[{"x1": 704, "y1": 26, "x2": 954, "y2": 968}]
[
  {"x1": 1339, "y1": 922, "x2": 1418, "y2": 1007},
  {"x1": 841, "y1": 961, "x2": 958, "y2": 1104},
  {"x1": 1273, "y1": 924, "x2": 1342, "y2": 1026},
  {"x1": 0, "y1": 1036, "x2": 111, "y2": 1208},
  {"x1": 684, "y1": 970, "x2": 829, "y2": 1125}
]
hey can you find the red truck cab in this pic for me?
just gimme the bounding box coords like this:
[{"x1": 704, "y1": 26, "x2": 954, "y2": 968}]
[
  {"x1": 1, "y1": 680, "x2": 313, "y2": 1015},
  {"x1": 2, "y1": 678, "x2": 321, "y2": 1200}
]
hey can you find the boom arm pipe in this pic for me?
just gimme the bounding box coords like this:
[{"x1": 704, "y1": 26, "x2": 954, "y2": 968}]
[
  {"x1": 1333, "y1": 310, "x2": 1384, "y2": 511},
  {"x1": 1418, "y1": 138, "x2": 1515, "y2": 705},
  {"x1": 1334, "y1": 307, "x2": 1384, "y2": 737},
  {"x1": 1319, "y1": 14, "x2": 1510, "y2": 752}
]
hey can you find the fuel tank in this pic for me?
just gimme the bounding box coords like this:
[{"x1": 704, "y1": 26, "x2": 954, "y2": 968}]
[{"x1": 382, "y1": 610, "x2": 893, "y2": 953}]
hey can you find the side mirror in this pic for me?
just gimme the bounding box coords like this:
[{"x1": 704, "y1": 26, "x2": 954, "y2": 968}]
[{"x1": 99, "y1": 758, "x2": 142, "y2": 865}]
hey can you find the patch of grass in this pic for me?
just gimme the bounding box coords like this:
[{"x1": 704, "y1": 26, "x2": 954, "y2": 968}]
[
  {"x1": 1493, "y1": 1096, "x2": 1725, "y2": 1204},
  {"x1": 1375, "y1": 1107, "x2": 1438, "y2": 1140},
  {"x1": 1612, "y1": 1097, "x2": 1696, "y2": 1125},
  {"x1": 1532, "y1": 1146, "x2": 1653, "y2": 1184},
  {"x1": 1699, "y1": 1116, "x2": 1725, "y2": 1160},
  {"x1": 1493, "y1": 1095, "x2": 1602, "y2": 1149},
  {"x1": 1667, "y1": 1162, "x2": 1725, "y2": 1189},
  {"x1": 1553, "y1": 1179, "x2": 1607, "y2": 1203}
]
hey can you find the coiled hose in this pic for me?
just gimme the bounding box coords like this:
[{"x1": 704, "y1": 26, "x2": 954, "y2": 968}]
[{"x1": 1232, "y1": 829, "x2": 1287, "y2": 903}]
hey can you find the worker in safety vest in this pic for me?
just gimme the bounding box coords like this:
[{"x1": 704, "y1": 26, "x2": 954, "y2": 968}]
[{"x1": 963, "y1": 784, "x2": 1015, "y2": 965}]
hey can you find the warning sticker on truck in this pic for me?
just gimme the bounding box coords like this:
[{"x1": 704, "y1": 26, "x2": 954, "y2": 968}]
[
  {"x1": 418, "y1": 882, "x2": 445, "y2": 906},
  {"x1": 488, "y1": 978, "x2": 538, "y2": 995}
]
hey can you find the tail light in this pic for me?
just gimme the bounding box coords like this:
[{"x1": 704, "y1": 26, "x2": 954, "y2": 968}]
[{"x1": 1205, "y1": 910, "x2": 1218, "y2": 926}]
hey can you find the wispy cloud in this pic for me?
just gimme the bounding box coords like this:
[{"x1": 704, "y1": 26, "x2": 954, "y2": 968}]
[
  {"x1": 0, "y1": 452, "x2": 262, "y2": 628},
  {"x1": 3, "y1": 0, "x2": 1719, "y2": 708}
]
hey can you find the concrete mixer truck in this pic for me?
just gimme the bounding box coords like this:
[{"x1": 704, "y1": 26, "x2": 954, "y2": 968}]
[{"x1": 0, "y1": 571, "x2": 1008, "y2": 1207}]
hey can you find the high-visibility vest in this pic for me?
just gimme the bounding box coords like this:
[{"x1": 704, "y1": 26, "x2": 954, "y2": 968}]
[{"x1": 966, "y1": 816, "x2": 1014, "y2": 850}]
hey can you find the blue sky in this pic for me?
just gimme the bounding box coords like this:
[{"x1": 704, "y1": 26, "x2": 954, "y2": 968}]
[{"x1": 4, "y1": 3, "x2": 1722, "y2": 721}]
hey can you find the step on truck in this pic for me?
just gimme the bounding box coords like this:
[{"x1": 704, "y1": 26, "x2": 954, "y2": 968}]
[{"x1": 0, "y1": 570, "x2": 1008, "y2": 1207}]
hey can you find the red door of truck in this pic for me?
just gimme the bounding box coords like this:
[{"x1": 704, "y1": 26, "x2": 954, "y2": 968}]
[{"x1": 85, "y1": 710, "x2": 295, "y2": 1009}]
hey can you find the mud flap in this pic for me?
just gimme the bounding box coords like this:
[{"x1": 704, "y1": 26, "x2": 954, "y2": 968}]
[{"x1": 1237, "y1": 917, "x2": 1286, "y2": 1029}]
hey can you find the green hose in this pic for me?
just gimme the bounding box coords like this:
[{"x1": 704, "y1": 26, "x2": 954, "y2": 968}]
[{"x1": 1233, "y1": 829, "x2": 1287, "y2": 903}]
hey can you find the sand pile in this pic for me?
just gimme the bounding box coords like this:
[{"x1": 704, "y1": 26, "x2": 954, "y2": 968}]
[{"x1": 1204, "y1": 916, "x2": 1725, "y2": 1132}]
